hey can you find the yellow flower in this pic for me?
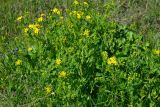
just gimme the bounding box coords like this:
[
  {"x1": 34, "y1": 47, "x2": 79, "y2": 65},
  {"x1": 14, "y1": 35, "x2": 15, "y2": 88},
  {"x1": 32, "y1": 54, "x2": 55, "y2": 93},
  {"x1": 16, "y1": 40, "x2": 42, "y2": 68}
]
[
  {"x1": 28, "y1": 47, "x2": 33, "y2": 52},
  {"x1": 28, "y1": 24, "x2": 41, "y2": 34},
  {"x1": 45, "y1": 85, "x2": 52, "y2": 94},
  {"x1": 33, "y1": 28, "x2": 40, "y2": 35},
  {"x1": 73, "y1": 0, "x2": 79, "y2": 5},
  {"x1": 76, "y1": 13, "x2": 81, "y2": 19},
  {"x1": 37, "y1": 17, "x2": 43, "y2": 22},
  {"x1": 107, "y1": 56, "x2": 118, "y2": 65},
  {"x1": 35, "y1": 23, "x2": 41, "y2": 28},
  {"x1": 83, "y1": 29, "x2": 90, "y2": 36},
  {"x1": 153, "y1": 49, "x2": 160, "y2": 55},
  {"x1": 24, "y1": 28, "x2": 29, "y2": 33},
  {"x1": 40, "y1": 13, "x2": 45, "y2": 17},
  {"x1": 59, "y1": 71, "x2": 67, "y2": 78},
  {"x1": 28, "y1": 24, "x2": 35, "y2": 29},
  {"x1": 55, "y1": 59, "x2": 62, "y2": 65},
  {"x1": 85, "y1": 15, "x2": 91, "y2": 21},
  {"x1": 53, "y1": 8, "x2": 58, "y2": 12},
  {"x1": 16, "y1": 16, "x2": 23, "y2": 21},
  {"x1": 52, "y1": 8, "x2": 61, "y2": 15},
  {"x1": 71, "y1": 11, "x2": 83, "y2": 19},
  {"x1": 15, "y1": 59, "x2": 22, "y2": 65},
  {"x1": 84, "y1": 2, "x2": 88, "y2": 6}
]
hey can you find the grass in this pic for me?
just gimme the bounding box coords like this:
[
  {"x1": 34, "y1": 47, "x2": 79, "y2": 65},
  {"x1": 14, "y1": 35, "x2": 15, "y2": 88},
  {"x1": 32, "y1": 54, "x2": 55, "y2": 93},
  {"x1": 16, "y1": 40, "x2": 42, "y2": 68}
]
[{"x1": 0, "y1": 0, "x2": 160, "y2": 106}]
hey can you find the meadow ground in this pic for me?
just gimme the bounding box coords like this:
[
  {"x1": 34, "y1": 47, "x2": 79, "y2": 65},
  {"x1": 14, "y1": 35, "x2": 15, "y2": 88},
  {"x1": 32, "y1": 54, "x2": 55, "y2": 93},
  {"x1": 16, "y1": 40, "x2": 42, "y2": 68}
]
[{"x1": 0, "y1": 0, "x2": 160, "y2": 106}]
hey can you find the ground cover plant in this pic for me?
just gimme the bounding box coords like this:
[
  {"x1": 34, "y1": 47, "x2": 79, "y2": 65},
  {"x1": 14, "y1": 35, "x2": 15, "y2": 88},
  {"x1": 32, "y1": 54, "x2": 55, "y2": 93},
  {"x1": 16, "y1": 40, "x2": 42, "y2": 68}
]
[{"x1": 0, "y1": 0, "x2": 160, "y2": 106}]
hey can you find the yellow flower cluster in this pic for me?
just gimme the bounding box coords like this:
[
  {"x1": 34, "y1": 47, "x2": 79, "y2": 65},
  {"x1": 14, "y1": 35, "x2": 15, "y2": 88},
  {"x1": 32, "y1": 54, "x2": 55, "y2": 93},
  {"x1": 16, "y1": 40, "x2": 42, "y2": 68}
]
[
  {"x1": 107, "y1": 56, "x2": 118, "y2": 65},
  {"x1": 83, "y1": 29, "x2": 90, "y2": 36},
  {"x1": 16, "y1": 16, "x2": 23, "y2": 21},
  {"x1": 58, "y1": 71, "x2": 67, "y2": 78},
  {"x1": 73, "y1": 0, "x2": 88, "y2": 6},
  {"x1": 37, "y1": 17, "x2": 43, "y2": 22},
  {"x1": 153, "y1": 49, "x2": 160, "y2": 55},
  {"x1": 70, "y1": 11, "x2": 84, "y2": 19},
  {"x1": 55, "y1": 59, "x2": 62, "y2": 65},
  {"x1": 24, "y1": 28, "x2": 29, "y2": 33},
  {"x1": 70, "y1": 11, "x2": 91, "y2": 21},
  {"x1": 28, "y1": 47, "x2": 33, "y2": 52},
  {"x1": 52, "y1": 8, "x2": 61, "y2": 15},
  {"x1": 40, "y1": 13, "x2": 45, "y2": 17},
  {"x1": 29, "y1": 23, "x2": 41, "y2": 28},
  {"x1": 45, "y1": 85, "x2": 52, "y2": 94},
  {"x1": 28, "y1": 23, "x2": 41, "y2": 35},
  {"x1": 85, "y1": 15, "x2": 91, "y2": 21},
  {"x1": 76, "y1": 13, "x2": 81, "y2": 19},
  {"x1": 15, "y1": 59, "x2": 22, "y2": 65}
]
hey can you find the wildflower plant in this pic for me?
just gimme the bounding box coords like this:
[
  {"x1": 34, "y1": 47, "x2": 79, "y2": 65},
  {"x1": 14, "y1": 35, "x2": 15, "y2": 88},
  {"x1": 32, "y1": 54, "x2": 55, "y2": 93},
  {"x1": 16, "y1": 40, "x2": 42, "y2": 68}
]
[{"x1": 0, "y1": 0, "x2": 159, "y2": 106}]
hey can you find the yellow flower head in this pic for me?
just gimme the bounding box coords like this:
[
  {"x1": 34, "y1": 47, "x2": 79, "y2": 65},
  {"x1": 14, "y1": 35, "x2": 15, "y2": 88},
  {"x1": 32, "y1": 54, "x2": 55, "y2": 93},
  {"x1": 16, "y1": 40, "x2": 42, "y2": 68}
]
[
  {"x1": 52, "y1": 8, "x2": 61, "y2": 15},
  {"x1": 35, "y1": 23, "x2": 41, "y2": 28},
  {"x1": 40, "y1": 13, "x2": 45, "y2": 17},
  {"x1": 45, "y1": 85, "x2": 52, "y2": 94},
  {"x1": 28, "y1": 24, "x2": 41, "y2": 34},
  {"x1": 59, "y1": 71, "x2": 67, "y2": 78},
  {"x1": 55, "y1": 59, "x2": 62, "y2": 65},
  {"x1": 28, "y1": 24, "x2": 35, "y2": 29},
  {"x1": 76, "y1": 13, "x2": 81, "y2": 19},
  {"x1": 33, "y1": 28, "x2": 40, "y2": 35},
  {"x1": 16, "y1": 16, "x2": 23, "y2": 21},
  {"x1": 37, "y1": 17, "x2": 43, "y2": 22},
  {"x1": 24, "y1": 28, "x2": 29, "y2": 33},
  {"x1": 73, "y1": 11, "x2": 84, "y2": 19},
  {"x1": 73, "y1": 0, "x2": 79, "y2": 5},
  {"x1": 53, "y1": 8, "x2": 58, "y2": 12},
  {"x1": 15, "y1": 59, "x2": 22, "y2": 65},
  {"x1": 28, "y1": 47, "x2": 33, "y2": 52},
  {"x1": 153, "y1": 49, "x2": 160, "y2": 55},
  {"x1": 85, "y1": 15, "x2": 91, "y2": 21},
  {"x1": 84, "y1": 2, "x2": 88, "y2": 6},
  {"x1": 83, "y1": 29, "x2": 90, "y2": 36},
  {"x1": 107, "y1": 56, "x2": 118, "y2": 65}
]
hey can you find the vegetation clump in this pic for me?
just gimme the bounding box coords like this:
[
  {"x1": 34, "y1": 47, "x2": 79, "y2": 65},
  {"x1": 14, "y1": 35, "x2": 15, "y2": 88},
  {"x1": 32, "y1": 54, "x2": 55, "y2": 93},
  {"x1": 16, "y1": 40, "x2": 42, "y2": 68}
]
[{"x1": 0, "y1": 0, "x2": 159, "y2": 106}]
